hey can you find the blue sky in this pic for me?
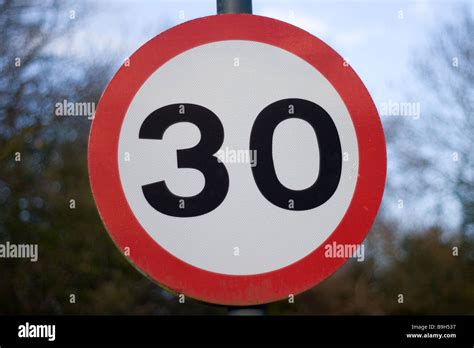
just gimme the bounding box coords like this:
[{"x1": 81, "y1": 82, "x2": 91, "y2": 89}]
[{"x1": 68, "y1": 0, "x2": 467, "y2": 103}]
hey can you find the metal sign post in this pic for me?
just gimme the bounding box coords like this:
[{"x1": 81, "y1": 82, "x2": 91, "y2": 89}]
[
  {"x1": 217, "y1": 0, "x2": 262, "y2": 316},
  {"x1": 217, "y1": 0, "x2": 252, "y2": 14}
]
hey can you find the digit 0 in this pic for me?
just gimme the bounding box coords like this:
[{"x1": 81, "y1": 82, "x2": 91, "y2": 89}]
[{"x1": 250, "y1": 98, "x2": 342, "y2": 211}]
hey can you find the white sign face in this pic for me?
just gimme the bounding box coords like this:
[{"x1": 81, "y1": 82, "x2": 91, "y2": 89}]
[{"x1": 118, "y1": 40, "x2": 359, "y2": 275}]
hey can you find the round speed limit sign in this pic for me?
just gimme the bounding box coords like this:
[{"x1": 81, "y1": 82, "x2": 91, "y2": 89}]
[{"x1": 88, "y1": 14, "x2": 386, "y2": 305}]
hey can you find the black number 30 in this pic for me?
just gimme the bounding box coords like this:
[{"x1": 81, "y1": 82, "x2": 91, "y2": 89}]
[{"x1": 139, "y1": 98, "x2": 342, "y2": 217}]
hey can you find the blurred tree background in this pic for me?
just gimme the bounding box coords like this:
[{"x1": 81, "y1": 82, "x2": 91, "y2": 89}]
[{"x1": 0, "y1": 0, "x2": 472, "y2": 315}]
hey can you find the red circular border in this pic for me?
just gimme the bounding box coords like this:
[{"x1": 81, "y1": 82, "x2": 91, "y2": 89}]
[{"x1": 88, "y1": 14, "x2": 386, "y2": 306}]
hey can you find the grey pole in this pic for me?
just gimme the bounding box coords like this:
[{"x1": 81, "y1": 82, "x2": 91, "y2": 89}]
[
  {"x1": 228, "y1": 305, "x2": 266, "y2": 316},
  {"x1": 216, "y1": 0, "x2": 263, "y2": 316},
  {"x1": 217, "y1": 0, "x2": 252, "y2": 14}
]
